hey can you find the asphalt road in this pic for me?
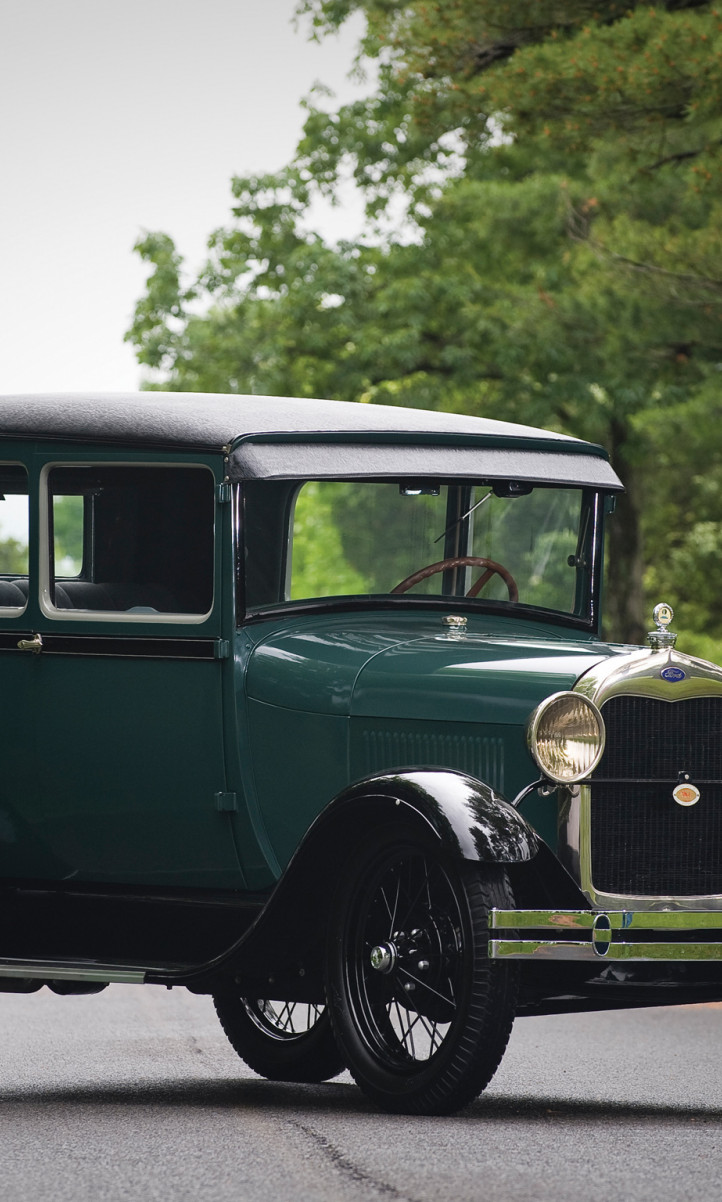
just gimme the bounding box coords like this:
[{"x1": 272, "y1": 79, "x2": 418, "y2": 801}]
[{"x1": 0, "y1": 985, "x2": 719, "y2": 1202}]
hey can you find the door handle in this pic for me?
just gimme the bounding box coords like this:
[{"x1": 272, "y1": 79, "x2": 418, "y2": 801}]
[{"x1": 17, "y1": 633, "x2": 43, "y2": 654}]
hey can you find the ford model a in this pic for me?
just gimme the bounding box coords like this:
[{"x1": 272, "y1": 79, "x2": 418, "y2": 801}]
[{"x1": 1, "y1": 391, "x2": 721, "y2": 1115}]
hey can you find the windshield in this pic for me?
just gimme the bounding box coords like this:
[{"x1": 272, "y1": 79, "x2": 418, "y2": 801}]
[{"x1": 243, "y1": 479, "x2": 598, "y2": 621}]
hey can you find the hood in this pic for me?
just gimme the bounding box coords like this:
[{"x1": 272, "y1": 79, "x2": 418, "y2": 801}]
[{"x1": 243, "y1": 613, "x2": 626, "y2": 725}]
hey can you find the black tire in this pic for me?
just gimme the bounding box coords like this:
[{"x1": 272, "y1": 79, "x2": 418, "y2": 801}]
[
  {"x1": 325, "y1": 829, "x2": 517, "y2": 1115},
  {"x1": 213, "y1": 995, "x2": 345, "y2": 1083}
]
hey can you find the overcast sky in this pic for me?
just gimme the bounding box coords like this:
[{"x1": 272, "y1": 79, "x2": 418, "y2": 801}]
[{"x1": 0, "y1": 0, "x2": 367, "y2": 394}]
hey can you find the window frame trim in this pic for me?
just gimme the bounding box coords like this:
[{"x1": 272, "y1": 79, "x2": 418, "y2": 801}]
[{"x1": 39, "y1": 460, "x2": 217, "y2": 626}]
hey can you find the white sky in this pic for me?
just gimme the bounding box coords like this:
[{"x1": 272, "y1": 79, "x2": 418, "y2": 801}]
[{"x1": 0, "y1": 0, "x2": 367, "y2": 395}]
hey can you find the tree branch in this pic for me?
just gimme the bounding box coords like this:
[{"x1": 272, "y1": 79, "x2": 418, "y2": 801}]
[
  {"x1": 563, "y1": 198, "x2": 722, "y2": 298},
  {"x1": 643, "y1": 140, "x2": 722, "y2": 172},
  {"x1": 471, "y1": 40, "x2": 520, "y2": 74}
]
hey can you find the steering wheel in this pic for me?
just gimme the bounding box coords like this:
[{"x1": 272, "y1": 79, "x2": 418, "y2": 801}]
[{"x1": 391, "y1": 556, "x2": 519, "y2": 601}]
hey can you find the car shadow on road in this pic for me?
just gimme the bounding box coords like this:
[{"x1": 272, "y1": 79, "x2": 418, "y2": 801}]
[{"x1": 0, "y1": 1077, "x2": 720, "y2": 1125}]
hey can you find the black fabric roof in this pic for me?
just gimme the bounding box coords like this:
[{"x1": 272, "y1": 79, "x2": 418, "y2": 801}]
[
  {"x1": 0, "y1": 393, "x2": 622, "y2": 489},
  {"x1": 0, "y1": 392, "x2": 586, "y2": 448}
]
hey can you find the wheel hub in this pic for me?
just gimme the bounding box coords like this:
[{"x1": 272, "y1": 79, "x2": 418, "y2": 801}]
[
  {"x1": 370, "y1": 942, "x2": 397, "y2": 973},
  {"x1": 371, "y1": 921, "x2": 461, "y2": 1023}
]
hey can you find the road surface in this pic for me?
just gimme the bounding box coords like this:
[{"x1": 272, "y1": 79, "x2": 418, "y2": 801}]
[{"x1": 0, "y1": 985, "x2": 719, "y2": 1201}]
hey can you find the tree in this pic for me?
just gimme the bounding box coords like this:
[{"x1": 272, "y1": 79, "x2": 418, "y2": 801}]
[
  {"x1": 0, "y1": 538, "x2": 27, "y2": 574},
  {"x1": 127, "y1": 1, "x2": 722, "y2": 648}
]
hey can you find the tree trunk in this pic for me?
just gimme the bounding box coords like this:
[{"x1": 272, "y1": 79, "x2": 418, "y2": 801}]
[{"x1": 603, "y1": 419, "x2": 647, "y2": 646}]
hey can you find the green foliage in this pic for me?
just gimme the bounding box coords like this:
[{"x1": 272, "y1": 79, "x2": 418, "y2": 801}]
[
  {"x1": 0, "y1": 490, "x2": 28, "y2": 573},
  {"x1": 126, "y1": 232, "x2": 196, "y2": 375},
  {"x1": 0, "y1": 537, "x2": 27, "y2": 574},
  {"x1": 291, "y1": 482, "x2": 369, "y2": 597},
  {"x1": 53, "y1": 495, "x2": 84, "y2": 576},
  {"x1": 126, "y1": 0, "x2": 722, "y2": 652}
]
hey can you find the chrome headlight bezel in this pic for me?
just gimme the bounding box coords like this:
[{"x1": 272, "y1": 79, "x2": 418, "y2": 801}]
[{"x1": 527, "y1": 691, "x2": 606, "y2": 785}]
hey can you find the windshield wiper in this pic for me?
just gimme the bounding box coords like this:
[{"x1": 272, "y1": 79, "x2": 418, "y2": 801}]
[{"x1": 434, "y1": 490, "x2": 493, "y2": 545}]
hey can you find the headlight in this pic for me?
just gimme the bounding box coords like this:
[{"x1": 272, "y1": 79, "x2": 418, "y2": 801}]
[{"x1": 527, "y1": 692, "x2": 605, "y2": 784}]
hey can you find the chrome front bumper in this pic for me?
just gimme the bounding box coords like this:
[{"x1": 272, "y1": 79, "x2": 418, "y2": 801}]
[{"x1": 490, "y1": 910, "x2": 722, "y2": 961}]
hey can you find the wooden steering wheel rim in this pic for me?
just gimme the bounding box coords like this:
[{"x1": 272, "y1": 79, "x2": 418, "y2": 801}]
[{"x1": 390, "y1": 556, "x2": 519, "y2": 601}]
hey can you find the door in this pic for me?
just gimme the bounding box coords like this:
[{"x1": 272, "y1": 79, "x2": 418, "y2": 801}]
[{"x1": 0, "y1": 451, "x2": 245, "y2": 889}]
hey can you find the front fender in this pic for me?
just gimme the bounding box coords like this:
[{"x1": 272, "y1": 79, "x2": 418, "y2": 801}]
[
  {"x1": 334, "y1": 769, "x2": 538, "y2": 863},
  {"x1": 176, "y1": 769, "x2": 538, "y2": 993}
]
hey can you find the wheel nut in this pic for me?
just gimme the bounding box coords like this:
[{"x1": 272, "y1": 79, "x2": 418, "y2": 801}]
[{"x1": 417, "y1": 960, "x2": 429, "y2": 971}]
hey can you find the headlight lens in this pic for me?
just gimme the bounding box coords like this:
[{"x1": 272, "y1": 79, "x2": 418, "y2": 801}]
[{"x1": 527, "y1": 692, "x2": 605, "y2": 784}]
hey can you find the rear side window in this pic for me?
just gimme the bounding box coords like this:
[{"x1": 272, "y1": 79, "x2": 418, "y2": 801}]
[
  {"x1": 42, "y1": 465, "x2": 215, "y2": 621},
  {"x1": 0, "y1": 465, "x2": 29, "y2": 612}
]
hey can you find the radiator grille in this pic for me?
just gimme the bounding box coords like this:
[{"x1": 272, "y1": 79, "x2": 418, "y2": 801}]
[{"x1": 590, "y1": 695, "x2": 722, "y2": 896}]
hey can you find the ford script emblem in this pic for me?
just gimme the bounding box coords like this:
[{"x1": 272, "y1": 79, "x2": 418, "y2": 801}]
[{"x1": 661, "y1": 666, "x2": 686, "y2": 683}]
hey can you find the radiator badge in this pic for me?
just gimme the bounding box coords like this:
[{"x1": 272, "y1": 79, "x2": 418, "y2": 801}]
[
  {"x1": 661, "y1": 666, "x2": 686, "y2": 683},
  {"x1": 673, "y1": 783, "x2": 700, "y2": 807}
]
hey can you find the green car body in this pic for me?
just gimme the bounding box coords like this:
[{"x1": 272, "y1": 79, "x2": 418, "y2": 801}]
[{"x1": 1, "y1": 392, "x2": 721, "y2": 1114}]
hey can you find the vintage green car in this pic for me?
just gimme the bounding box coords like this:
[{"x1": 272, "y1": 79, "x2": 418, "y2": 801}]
[{"x1": 1, "y1": 391, "x2": 721, "y2": 1115}]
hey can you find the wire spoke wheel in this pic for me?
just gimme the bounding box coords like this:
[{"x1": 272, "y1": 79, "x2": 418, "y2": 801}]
[
  {"x1": 213, "y1": 993, "x2": 345, "y2": 1083},
  {"x1": 326, "y1": 829, "x2": 517, "y2": 1114},
  {"x1": 357, "y1": 853, "x2": 463, "y2": 1064},
  {"x1": 244, "y1": 999, "x2": 326, "y2": 1040}
]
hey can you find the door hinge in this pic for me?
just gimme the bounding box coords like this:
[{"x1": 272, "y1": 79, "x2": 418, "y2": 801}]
[
  {"x1": 216, "y1": 481, "x2": 232, "y2": 504},
  {"x1": 214, "y1": 639, "x2": 230, "y2": 659},
  {"x1": 215, "y1": 791, "x2": 238, "y2": 813}
]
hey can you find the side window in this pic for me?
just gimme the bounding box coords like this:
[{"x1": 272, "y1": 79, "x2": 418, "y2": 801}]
[
  {"x1": 0, "y1": 465, "x2": 29, "y2": 612},
  {"x1": 43, "y1": 465, "x2": 215, "y2": 620},
  {"x1": 53, "y1": 494, "x2": 84, "y2": 577}
]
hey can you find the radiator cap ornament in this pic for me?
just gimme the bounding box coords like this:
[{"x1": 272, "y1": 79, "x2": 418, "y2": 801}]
[{"x1": 648, "y1": 602, "x2": 677, "y2": 650}]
